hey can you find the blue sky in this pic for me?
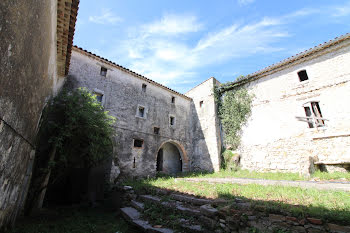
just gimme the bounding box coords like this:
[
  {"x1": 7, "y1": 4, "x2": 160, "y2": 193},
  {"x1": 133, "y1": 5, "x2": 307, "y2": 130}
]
[{"x1": 74, "y1": 0, "x2": 350, "y2": 93}]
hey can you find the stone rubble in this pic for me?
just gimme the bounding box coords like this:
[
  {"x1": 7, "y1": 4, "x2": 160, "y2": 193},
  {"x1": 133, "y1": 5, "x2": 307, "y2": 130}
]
[{"x1": 120, "y1": 186, "x2": 350, "y2": 233}]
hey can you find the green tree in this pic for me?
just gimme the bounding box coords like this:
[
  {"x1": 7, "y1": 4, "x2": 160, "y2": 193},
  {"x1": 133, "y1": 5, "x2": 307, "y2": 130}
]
[{"x1": 25, "y1": 88, "x2": 116, "y2": 214}]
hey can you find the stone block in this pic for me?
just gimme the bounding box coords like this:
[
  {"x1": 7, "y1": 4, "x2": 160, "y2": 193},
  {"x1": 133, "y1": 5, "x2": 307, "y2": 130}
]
[
  {"x1": 131, "y1": 200, "x2": 145, "y2": 211},
  {"x1": 328, "y1": 223, "x2": 350, "y2": 233},
  {"x1": 307, "y1": 218, "x2": 322, "y2": 225},
  {"x1": 307, "y1": 228, "x2": 324, "y2": 233},
  {"x1": 200, "y1": 204, "x2": 218, "y2": 217},
  {"x1": 199, "y1": 215, "x2": 217, "y2": 229},
  {"x1": 269, "y1": 214, "x2": 286, "y2": 222}
]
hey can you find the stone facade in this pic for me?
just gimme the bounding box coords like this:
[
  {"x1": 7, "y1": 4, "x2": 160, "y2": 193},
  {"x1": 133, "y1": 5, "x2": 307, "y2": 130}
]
[
  {"x1": 67, "y1": 47, "x2": 222, "y2": 177},
  {"x1": 186, "y1": 78, "x2": 222, "y2": 172},
  {"x1": 227, "y1": 34, "x2": 350, "y2": 174},
  {"x1": 0, "y1": 0, "x2": 78, "y2": 230}
]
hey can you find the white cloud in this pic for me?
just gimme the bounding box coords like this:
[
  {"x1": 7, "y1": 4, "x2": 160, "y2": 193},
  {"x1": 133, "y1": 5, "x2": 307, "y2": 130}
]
[
  {"x1": 142, "y1": 13, "x2": 203, "y2": 35},
  {"x1": 89, "y1": 9, "x2": 123, "y2": 24},
  {"x1": 107, "y1": 7, "x2": 340, "y2": 92},
  {"x1": 238, "y1": 0, "x2": 255, "y2": 6},
  {"x1": 109, "y1": 14, "x2": 289, "y2": 91},
  {"x1": 332, "y1": 1, "x2": 350, "y2": 17}
]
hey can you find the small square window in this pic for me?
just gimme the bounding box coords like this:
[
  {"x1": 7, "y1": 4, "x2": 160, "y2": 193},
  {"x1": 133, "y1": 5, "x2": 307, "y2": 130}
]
[
  {"x1": 199, "y1": 101, "x2": 204, "y2": 108},
  {"x1": 100, "y1": 67, "x2": 107, "y2": 77},
  {"x1": 171, "y1": 97, "x2": 175, "y2": 103},
  {"x1": 138, "y1": 106, "x2": 145, "y2": 118},
  {"x1": 142, "y1": 84, "x2": 147, "y2": 92},
  {"x1": 170, "y1": 116, "x2": 175, "y2": 126},
  {"x1": 154, "y1": 127, "x2": 160, "y2": 135},
  {"x1": 94, "y1": 93, "x2": 103, "y2": 103},
  {"x1": 134, "y1": 139, "x2": 143, "y2": 148},
  {"x1": 298, "y1": 70, "x2": 308, "y2": 82}
]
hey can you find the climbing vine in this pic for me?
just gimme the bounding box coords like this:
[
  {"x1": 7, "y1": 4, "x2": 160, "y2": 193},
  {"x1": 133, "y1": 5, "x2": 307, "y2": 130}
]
[{"x1": 214, "y1": 77, "x2": 253, "y2": 150}]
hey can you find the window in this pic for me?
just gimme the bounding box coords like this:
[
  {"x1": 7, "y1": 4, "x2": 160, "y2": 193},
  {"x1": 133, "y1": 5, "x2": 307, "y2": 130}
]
[
  {"x1": 135, "y1": 105, "x2": 147, "y2": 118},
  {"x1": 303, "y1": 102, "x2": 325, "y2": 128},
  {"x1": 169, "y1": 116, "x2": 175, "y2": 126},
  {"x1": 100, "y1": 67, "x2": 107, "y2": 77},
  {"x1": 138, "y1": 106, "x2": 145, "y2": 117},
  {"x1": 94, "y1": 93, "x2": 103, "y2": 103},
  {"x1": 298, "y1": 70, "x2": 308, "y2": 82},
  {"x1": 133, "y1": 157, "x2": 136, "y2": 168},
  {"x1": 154, "y1": 127, "x2": 160, "y2": 135},
  {"x1": 142, "y1": 84, "x2": 147, "y2": 92},
  {"x1": 134, "y1": 139, "x2": 143, "y2": 148},
  {"x1": 199, "y1": 101, "x2": 204, "y2": 108},
  {"x1": 171, "y1": 96, "x2": 175, "y2": 103}
]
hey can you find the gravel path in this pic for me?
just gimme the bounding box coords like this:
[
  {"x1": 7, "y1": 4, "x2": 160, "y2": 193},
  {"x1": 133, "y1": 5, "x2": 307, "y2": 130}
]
[{"x1": 176, "y1": 177, "x2": 350, "y2": 192}]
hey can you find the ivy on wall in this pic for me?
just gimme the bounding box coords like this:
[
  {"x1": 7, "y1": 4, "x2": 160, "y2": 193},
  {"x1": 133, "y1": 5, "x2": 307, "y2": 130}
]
[{"x1": 214, "y1": 78, "x2": 253, "y2": 150}]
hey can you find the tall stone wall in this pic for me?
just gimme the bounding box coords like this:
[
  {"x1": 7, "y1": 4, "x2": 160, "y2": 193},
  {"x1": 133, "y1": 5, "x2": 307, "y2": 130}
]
[
  {"x1": 186, "y1": 78, "x2": 222, "y2": 172},
  {"x1": 0, "y1": 0, "x2": 60, "y2": 229},
  {"x1": 68, "y1": 49, "x2": 193, "y2": 177},
  {"x1": 238, "y1": 40, "x2": 350, "y2": 174}
]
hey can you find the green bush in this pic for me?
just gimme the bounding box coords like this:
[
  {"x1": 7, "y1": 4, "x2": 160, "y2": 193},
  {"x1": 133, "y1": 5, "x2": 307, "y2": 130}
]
[
  {"x1": 45, "y1": 87, "x2": 116, "y2": 169},
  {"x1": 25, "y1": 88, "x2": 116, "y2": 214},
  {"x1": 221, "y1": 149, "x2": 240, "y2": 171}
]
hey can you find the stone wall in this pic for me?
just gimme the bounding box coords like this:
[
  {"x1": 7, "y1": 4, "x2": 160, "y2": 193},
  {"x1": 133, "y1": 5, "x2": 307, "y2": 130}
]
[
  {"x1": 0, "y1": 0, "x2": 61, "y2": 229},
  {"x1": 68, "y1": 49, "x2": 193, "y2": 177},
  {"x1": 186, "y1": 78, "x2": 222, "y2": 172},
  {"x1": 238, "y1": 39, "x2": 350, "y2": 174}
]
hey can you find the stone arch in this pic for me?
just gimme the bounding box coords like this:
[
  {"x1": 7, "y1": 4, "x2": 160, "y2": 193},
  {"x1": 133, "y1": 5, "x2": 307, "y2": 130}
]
[{"x1": 156, "y1": 140, "x2": 189, "y2": 174}]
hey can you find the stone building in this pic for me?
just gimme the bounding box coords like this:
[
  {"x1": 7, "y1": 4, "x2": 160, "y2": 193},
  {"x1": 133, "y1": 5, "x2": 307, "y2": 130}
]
[
  {"x1": 0, "y1": 0, "x2": 79, "y2": 229},
  {"x1": 1, "y1": 0, "x2": 349, "y2": 229},
  {"x1": 222, "y1": 33, "x2": 350, "y2": 174},
  {"x1": 68, "y1": 47, "x2": 222, "y2": 178}
]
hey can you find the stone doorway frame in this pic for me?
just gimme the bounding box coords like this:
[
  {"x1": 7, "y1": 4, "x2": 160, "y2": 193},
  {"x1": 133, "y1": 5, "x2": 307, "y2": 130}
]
[{"x1": 156, "y1": 140, "x2": 190, "y2": 173}]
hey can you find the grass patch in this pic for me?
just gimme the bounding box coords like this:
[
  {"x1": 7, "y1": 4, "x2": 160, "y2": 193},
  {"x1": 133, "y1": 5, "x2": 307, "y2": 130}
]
[
  {"x1": 124, "y1": 176, "x2": 350, "y2": 224},
  {"x1": 174, "y1": 169, "x2": 350, "y2": 181},
  {"x1": 9, "y1": 206, "x2": 133, "y2": 233},
  {"x1": 142, "y1": 202, "x2": 193, "y2": 231},
  {"x1": 180, "y1": 170, "x2": 305, "y2": 181},
  {"x1": 312, "y1": 170, "x2": 350, "y2": 181}
]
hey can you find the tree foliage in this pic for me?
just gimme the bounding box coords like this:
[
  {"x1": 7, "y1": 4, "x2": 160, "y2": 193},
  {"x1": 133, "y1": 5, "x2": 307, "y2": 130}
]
[
  {"x1": 45, "y1": 87, "x2": 116, "y2": 169},
  {"x1": 214, "y1": 80, "x2": 253, "y2": 150},
  {"x1": 25, "y1": 87, "x2": 116, "y2": 214}
]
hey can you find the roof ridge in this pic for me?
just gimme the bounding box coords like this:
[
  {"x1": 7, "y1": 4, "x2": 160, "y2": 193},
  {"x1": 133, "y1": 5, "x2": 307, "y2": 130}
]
[
  {"x1": 221, "y1": 32, "x2": 350, "y2": 91},
  {"x1": 72, "y1": 46, "x2": 192, "y2": 100},
  {"x1": 185, "y1": 76, "x2": 218, "y2": 94}
]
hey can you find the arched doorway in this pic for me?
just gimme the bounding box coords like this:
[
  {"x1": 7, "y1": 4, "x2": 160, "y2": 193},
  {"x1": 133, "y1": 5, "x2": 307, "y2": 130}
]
[{"x1": 156, "y1": 142, "x2": 183, "y2": 174}]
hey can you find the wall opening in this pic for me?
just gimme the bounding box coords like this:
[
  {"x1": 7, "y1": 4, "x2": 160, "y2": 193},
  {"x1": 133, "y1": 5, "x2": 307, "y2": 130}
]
[
  {"x1": 171, "y1": 96, "x2": 175, "y2": 103},
  {"x1": 298, "y1": 70, "x2": 308, "y2": 82},
  {"x1": 199, "y1": 100, "x2": 204, "y2": 108},
  {"x1": 138, "y1": 106, "x2": 145, "y2": 117},
  {"x1": 156, "y1": 142, "x2": 182, "y2": 174},
  {"x1": 154, "y1": 127, "x2": 160, "y2": 135},
  {"x1": 100, "y1": 67, "x2": 107, "y2": 77},
  {"x1": 142, "y1": 84, "x2": 147, "y2": 92},
  {"x1": 169, "y1": 116, "x2": 175, "y2": 126},
  {"x1": 134, "y1": 139, "x2": 143, "y2": 148},
  {"x1": 303, "y1": 101, "x2": 325, "y2": 128},
  {"x1": 94, "y1": 92, "x2": 103, "y2": 102}
]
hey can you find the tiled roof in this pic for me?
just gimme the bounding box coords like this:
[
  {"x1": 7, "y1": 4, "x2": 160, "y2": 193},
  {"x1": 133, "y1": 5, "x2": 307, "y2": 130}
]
[
  {"x1": 220, "y1": 33, "x2": 350, "y2": 92},
  {"x1": 57, "y1": 0, "x2": 80, "y2": 76},
  {"x1": 72, "y1": 46, "x2": 192, "y2": 100}
]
